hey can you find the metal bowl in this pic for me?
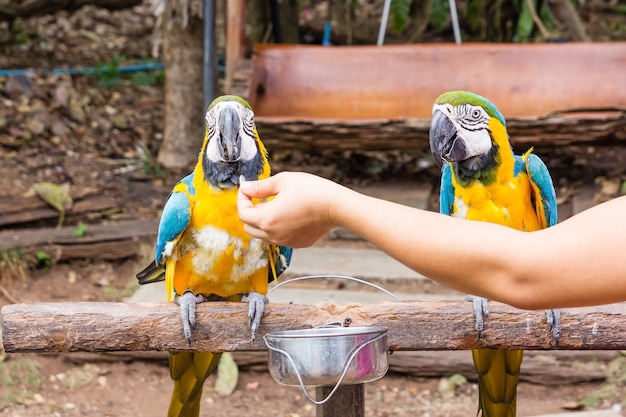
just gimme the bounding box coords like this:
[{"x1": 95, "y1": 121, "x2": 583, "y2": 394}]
[{"x1": 264, "y1": 326, "x2": 389, "y2": 388}]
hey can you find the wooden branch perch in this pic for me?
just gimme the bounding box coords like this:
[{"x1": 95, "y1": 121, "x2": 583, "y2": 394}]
[{"x1": 3, "y1": 301, "x2": 626, "y2": 353}]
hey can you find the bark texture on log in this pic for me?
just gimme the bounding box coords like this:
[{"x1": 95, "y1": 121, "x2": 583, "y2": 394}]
[
  {"x1": 60, "y1": 350, "x2": 614, "y2": 385},
  {"x1": 386, "y1": 351, "x2": 610, "y2": 384},
  {"x1": 2, "y1": 301, "x2": 626, "y2": 353},
  {"x1": 0, "y1": 219, "x2": 157, "y2": 249},
  {"x1": 253, "y1": 111, "x2": 626, "y2": 153},
  {"x1": 0, "y1": 189, "x2": 117, "y2": 228},
  {"x1": 0, "y1": 0, "x2": 142, "y2": 20},
  {"x1": 0, "y1": 219, "x2": 158, "y2": 261},
  {"x1": 229, "y1": 350, "x2": 612, "y2": 384}
]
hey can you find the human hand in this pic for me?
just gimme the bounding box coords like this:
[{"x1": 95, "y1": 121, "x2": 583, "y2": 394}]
[{"x1": 237, "y1": 172, "x2": 339, "y2": 247}]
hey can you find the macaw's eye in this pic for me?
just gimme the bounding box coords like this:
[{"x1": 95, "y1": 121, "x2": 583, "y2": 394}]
[{"x1": 471, "y1": 108, "x2": 482, "y2": 119}]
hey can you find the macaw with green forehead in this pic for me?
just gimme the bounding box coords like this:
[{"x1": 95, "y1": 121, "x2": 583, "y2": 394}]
[
  {"x1": 136, "y1": 95, "x2": 292, "y2": 417},
  {"x1": 429, "y1": 91, "x2": 559, "y2": 417}
]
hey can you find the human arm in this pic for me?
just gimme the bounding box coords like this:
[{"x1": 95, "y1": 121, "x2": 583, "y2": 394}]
[{"x1": 237, "y1": 172, "x2": 626, "y2": 309}]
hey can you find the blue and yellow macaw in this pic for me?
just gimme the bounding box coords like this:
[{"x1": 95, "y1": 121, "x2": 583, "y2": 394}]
[
  {"x1": 136, "y1": 95, "x2": 292, "y2": 417},
  {"x1": 429, "y1": 91, "x2": 559, "y2": 417}
]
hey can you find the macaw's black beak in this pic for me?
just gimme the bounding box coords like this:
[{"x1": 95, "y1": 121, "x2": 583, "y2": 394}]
[
  {"x1": 218, "y1": 106, "x2": 241, "y2": 162},
  {"x1": 429, "y1": 109, "x2": 458, "y2": 168}
]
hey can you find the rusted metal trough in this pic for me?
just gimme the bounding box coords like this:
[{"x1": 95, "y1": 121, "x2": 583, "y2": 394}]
[{"x1": 228, "y1": 42, "x2": 626, "y2": 152}]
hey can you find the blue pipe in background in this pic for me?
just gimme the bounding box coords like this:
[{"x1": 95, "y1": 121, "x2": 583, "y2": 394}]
[
  {"x1": 0, "y1": 62, "x2": 165, "y2": 77},
  {"x1": 0, "y1": 61, "x2": 227, "y2": 78},
  {"x1": 322, "y1": 22, "x2": 332, "y2": 46}
]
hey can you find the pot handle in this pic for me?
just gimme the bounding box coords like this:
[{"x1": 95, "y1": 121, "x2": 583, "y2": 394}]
[
  {"x1": 267, "y1": 274, "x2": 399, "y2": 301},
  {"x1": 263, "y1": 331, "x2": 387, "y2": 405}
]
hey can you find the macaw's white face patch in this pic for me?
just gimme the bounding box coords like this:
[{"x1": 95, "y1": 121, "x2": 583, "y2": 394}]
[
  {"x1": 204, "y1": 101, "x2": 258, "y2": 163},
  {"x1": 433, "y1": 103, "x2": 493, "y2": 158}
]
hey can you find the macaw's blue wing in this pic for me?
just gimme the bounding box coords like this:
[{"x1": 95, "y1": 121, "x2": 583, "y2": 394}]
[
  {"x1": 155, "y1": 173, "x2": 195, "y2": 264},
  {"x1": 268, "y1": 245, "x2": 293, "y2": 282},
  {"x1": 439, "y1": 163, "x2": 456, "y2": 216},
  {"x1": 517, "y1": 153, "x2": 558, "y2": 228},
  {"x1": 136, "y1": 174, "x2": 194, "y2": 286}
]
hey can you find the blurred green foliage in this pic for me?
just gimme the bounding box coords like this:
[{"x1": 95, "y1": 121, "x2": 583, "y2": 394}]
[
  {"x1": 388, "y1": 0, "x2": 565, "y2": 41},
  {"x1": 94, "y1": 56, "x2": 165, "y2": 88}
]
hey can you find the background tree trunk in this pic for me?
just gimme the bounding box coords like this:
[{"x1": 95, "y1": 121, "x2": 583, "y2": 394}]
[
  {"x1": 547, "y1": 0, "x2": 590, "y2": 41},
  {"x1": 249, "y1": 0, "x2": 300, "y2": 49},
  {"x1": 157, "y1": 7, "x2": 205, "y2": 169},
  {"x1": 279, "y1": 0, "x2": 301, "y2": 43}
]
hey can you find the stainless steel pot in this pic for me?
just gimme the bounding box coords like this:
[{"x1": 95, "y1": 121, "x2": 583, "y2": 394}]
[{"x1": 264, "y1": 325, "x2": 389, "y2": 404}]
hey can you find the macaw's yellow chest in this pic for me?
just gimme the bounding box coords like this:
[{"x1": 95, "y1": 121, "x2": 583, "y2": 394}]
[
  {"x1": 451, "y1": 172, "x2": 543, "y2": 232},
  {"x1": 171, "y1": 187, "x2": 270, "y2": 298}
]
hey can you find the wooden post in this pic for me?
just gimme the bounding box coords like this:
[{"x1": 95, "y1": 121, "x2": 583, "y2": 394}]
[
  {"x1": 225, "y1": 0, "x2": 246, "y2": 93},
  {"x1": 316, "y1": 384, "x2": 365, "y2": 417}
]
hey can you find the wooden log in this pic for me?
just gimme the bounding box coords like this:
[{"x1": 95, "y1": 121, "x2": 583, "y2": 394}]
[
  {"x1": 232, "y1": 350, "x2": 611, "y2": 384},
  {"x1": 253, "y1": 110, "x2": 626, "y2": 153},
  {"x1": 0, "y1": 219, "x2": 158, "y2": 261},
  {"x1": 228, "y1": 43, "x2": 626, "y2": 152},
  {"x1": 229, "y1": 350, "x2": 618, "y2": 385},
  {"x1": 250, "y1": 44, "x2": 626, "y2": 119},
  {"x1": 386, "y1": 351, "x2": 609, "y2": 385},
  {"x1": 0, "y1": 190, "x2": 117, "y2": 228},
  {"x1": 60, "y1": 350, "x2": 612, "y2": 385},
  {"x1": 0, "y1": 0, "x2": 141, "y2": 21},
  {"x1": 0, "y1": 218, "x2": 158, "y2": 248},
  {"x1": 2, "y1": 301, "x2": 626, "y2": 353},
  {"x1": 36, "y1": 239, "x2": 139, "y2": 261}
]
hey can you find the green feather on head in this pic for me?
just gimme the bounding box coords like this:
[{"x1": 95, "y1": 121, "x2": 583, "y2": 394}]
[
  {"x1": 207, "y1": 95, "x2": 253, "y2": 112},
  {"x1": 435, "y1": 91, "x2": 506, "y2": 127}
]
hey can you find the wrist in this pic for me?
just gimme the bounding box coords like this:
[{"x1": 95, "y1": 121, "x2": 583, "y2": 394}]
[{"x1": 325, "y1": 182, "x2": 357, "y2": 231}]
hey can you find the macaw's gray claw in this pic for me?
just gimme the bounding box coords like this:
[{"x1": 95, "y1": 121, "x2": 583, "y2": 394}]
[
  {"x1": 176, "y1": 291, "x2": 208, "y2": 343},
  {"x1": 465, "y1": 294, "x2": 490, "y2": 339},
  {"x1": 545, "y1": 309, "x2": 561, "y2": 346},
  {"x1": 241, "y1": 291, "x2": 269, "y2": 341}
]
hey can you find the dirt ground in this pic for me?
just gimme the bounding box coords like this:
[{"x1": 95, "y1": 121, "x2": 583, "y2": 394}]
[
  {"x1": 2, "y1": 3, "x2": 626, "y2": 417},
  {"x1": 0, "y1": 350, "x2": 613, "y2": 417}
]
